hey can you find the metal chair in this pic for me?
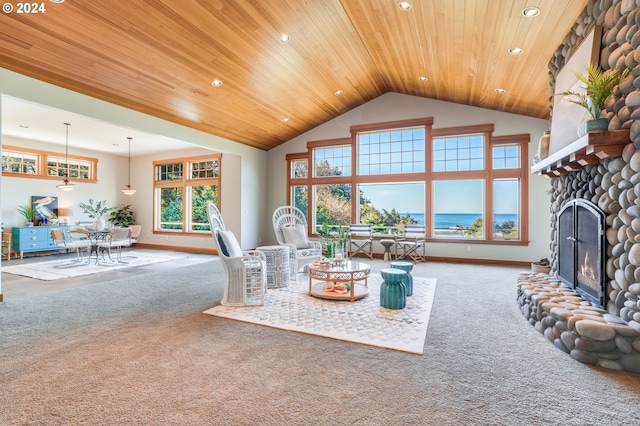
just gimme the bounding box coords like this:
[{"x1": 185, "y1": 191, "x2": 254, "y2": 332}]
[
  {"x1": 397, "y1": 225, "x2": 427, "y2": 262},
  {"x1": 50, "y1": 228, "x2": 92, "y2": 262},
  {"x1": 97, "y1": 227, "x2": 132, "y2": 263},
  {"x1": 272, "y1": 205, "x2": 322, "y2": 280},
  {"x1": 348, "y1": 224, "x2": 373, "y2": 259},
  {"x1": 208, "y1": 203, "x2": 266, "y2": 306}
]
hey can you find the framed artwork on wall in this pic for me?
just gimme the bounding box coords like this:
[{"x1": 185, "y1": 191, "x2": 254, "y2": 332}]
[{"x1": 32, "y1": 196, "x2": 59, "y2": 224}]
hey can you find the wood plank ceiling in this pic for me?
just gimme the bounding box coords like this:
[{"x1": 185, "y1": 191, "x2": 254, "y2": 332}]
[{"x1": 0, "y1": 0, "x2": 588, "y2": 151}]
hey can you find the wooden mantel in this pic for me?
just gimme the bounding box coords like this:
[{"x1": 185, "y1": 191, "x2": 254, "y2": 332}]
[{"x1": 531, "y1": 130, "x2": 630, "y2": 177}]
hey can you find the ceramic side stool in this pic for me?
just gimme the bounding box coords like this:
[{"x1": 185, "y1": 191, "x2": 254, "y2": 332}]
[
  {"x1": 380, "y1": 268, "x2": 407, "y2": 309},
  {"x1": 391, "y1": 260, "x2": 413, "y2": 296}
]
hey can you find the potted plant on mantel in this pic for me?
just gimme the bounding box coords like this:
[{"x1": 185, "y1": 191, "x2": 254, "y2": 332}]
[
  {"x1": 560, "y1": 63, "x2": 630, "y2": 134},
  {"x1": 79, "y1": 199, "x2": 114, "y2": 230}
]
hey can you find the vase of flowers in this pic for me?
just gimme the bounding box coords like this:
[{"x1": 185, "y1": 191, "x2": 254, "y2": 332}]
[{"x1": 79, "y1": 199, "x2": 113, "y2": 230}]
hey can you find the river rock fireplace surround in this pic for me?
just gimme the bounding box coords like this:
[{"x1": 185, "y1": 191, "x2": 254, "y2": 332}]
[{"x1": 516, "y1": 0, "x2": 640, "y2": 374}]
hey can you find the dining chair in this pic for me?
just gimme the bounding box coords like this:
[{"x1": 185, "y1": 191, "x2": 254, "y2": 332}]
[
  {"x1": 1, "y1": 231, "x2": 12, "y2": 260},
  {"x1": 97, "y1": 227, "x2": 132, "y2": 263},
  {"x1": 50, "y1": 228, "x2": 92, "y2": 262},
  {"x1": 129, "y1": 225, "x2": 141, "y2": 244}
]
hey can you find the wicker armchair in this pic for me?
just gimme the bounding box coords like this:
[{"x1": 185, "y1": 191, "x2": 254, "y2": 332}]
[
  {"x1": 272, "y1": 205, "x2": 322, "y2": 280},
  {"x1": 207, "y1": 203, "x2": 266, "y2": 306}
]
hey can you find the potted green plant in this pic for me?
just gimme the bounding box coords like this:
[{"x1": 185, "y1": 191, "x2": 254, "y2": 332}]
[
  {"x1": 560, "y1": 63, "x2": 630, "y2": 132},
  {"x1": 108, "y1": 204, "x2": 136, "y2": 227},
  {"x1": 17, "y1": 205, "x2": 36, "y2": 227},
  {"x1": 79, "y1": 199, "x2": 113, "y2": 230}
]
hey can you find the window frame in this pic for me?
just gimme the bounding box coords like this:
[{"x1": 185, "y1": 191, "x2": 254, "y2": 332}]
[
  {"x1": 2, "y1": 144, "x2": 99, "y2": 183},
  {"x1": 153, "y1": 153, "x2": 222, "y2": 235},
  {"x1": 286, "y1": 119, "x2": 529, "y2": 245}
]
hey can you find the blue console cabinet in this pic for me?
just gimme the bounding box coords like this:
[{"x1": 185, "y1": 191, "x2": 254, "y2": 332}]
[{"x1": 12, "y1": 226, "x2": 69, "y2": 259}]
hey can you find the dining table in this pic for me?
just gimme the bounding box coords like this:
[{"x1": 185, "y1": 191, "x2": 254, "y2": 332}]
[{"x1": 73, "y1": 229, "x2": 111, "y2": 265}]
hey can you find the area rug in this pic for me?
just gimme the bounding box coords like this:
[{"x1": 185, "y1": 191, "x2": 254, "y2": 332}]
[
  {"x1": 1, "y1": 250, "x2": 188, "y2": 281},
  {"x1": 203, "y1": 275, "x2": 437, "y2": 354}
]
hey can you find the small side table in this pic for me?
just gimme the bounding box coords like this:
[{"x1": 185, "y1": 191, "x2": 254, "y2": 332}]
[
  {"x1": 256, "y1": 245, "x2": 291, "y2": 288},
  {"x1": 380, "y1": 239, "x2": 395, "y2": 261}
]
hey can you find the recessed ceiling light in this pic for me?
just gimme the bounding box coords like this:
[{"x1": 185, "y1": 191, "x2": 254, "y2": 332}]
[
  {"x1": 397, "y1": 2, "x2": 412, "y2": 11},
  {"x1": 49, "y1": 0, "x2": 65, "y2": 3},
  {"x1": 280, "y1": 34, "x2": 290, "y2": 43},
  {"x1": 211, "y1": 79, "x2": 223, "y2": 87},
  {"x1": 19, "y1": 124, "x2": 29, "y2": 128},
  {"x1": 522, "y1": 6, "x2": 540, "y2": 17},
  {"x1": 283, "y1": 117, "x2": 291, "y2": 122},
  {"x1": 335, "y1": 90, "x2": 343, "y2": 96},
  {"x1": 418, "y1": 76, "x2": 428, "y2": 81},
  {"x1": 509, "y1": 47, "x2": 523, "y2": 55},
  {"x1": 495, "y1": 88, "x2": 506, "y2": 93}
]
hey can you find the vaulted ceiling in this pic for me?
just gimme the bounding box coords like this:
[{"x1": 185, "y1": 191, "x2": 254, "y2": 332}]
[{"x1": 0, "y1": 0, "x2": 587, "y2": 151}]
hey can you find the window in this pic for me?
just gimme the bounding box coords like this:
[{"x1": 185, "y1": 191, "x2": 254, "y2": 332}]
[
  {"x1": 286, "y1": 119, "x2": 528, "y2": 244},
  {"x1": 2, "y1": 145, "x2": 98, "y2": 182},
  {"x1": 154, "y1": 154, "x2": 221, "y2": 233},
  {"x1": 432, "y1": 134, "x2": 484, "y2": 171},
  {"x1": 2, "y1": 149, "x2": 38, "y2": 174},
  {"x1": 358, "y1": 128, "x2": 425, "y2": 175},
  {"x1": 314, "y1": 146, "x2": 351, "y2": 177}
]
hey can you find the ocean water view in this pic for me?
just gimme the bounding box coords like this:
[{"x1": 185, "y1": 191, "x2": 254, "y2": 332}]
[{"x1": 408, "y1": 213, "x2": 518, "y2": 228}]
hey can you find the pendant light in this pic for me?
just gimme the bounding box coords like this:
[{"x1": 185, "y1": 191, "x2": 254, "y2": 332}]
[
  {"x1": 56, "y1": 122, "x2": 76, "y2": 191},
  {"x1": 121, "y1": 136, "x2": 136, "y2": 195}
]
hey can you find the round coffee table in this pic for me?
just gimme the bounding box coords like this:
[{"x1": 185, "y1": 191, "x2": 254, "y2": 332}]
[{"x1": 308, "y1": 260, "x2": 370, "y2": 302}]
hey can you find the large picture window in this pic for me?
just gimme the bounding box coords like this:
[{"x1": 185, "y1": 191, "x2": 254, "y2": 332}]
[
  {"x1": 287, "y1": 118, "x2": 528, "y2": 245},
  {"x1": 153, "y1": 154, "x2": 221, "y2": 233}
]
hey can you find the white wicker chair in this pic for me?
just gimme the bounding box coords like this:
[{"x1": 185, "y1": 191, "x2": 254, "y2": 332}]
[
  {"x1": 207, "y1": 203, "x2": 266, "y2": 306},
  {"x1": 272, "y1": 205, "x2": 322, "y2": 280}
]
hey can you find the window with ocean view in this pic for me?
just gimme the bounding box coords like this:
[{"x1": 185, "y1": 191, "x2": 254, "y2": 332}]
[{"x1": 286, "y1": 119, "x2": 528, "y2": 244}]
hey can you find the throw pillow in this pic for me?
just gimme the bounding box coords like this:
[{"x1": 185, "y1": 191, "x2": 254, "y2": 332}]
[
  {"x1": 216, "y1": 230, "x2": 243, "y2": 258},
  {"x1": 281, "y1": 224, "x2": 309, "y2": 249}
]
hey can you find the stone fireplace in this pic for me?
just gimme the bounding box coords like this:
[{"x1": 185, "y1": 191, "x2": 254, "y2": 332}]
[{"x1": 517, "y1": 0, "x2": 640, "y2": 374}]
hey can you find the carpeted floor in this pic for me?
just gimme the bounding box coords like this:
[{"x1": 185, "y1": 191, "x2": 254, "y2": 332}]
[{"x1": 1, "y1": 258, "x2": 639, "y2": 425}]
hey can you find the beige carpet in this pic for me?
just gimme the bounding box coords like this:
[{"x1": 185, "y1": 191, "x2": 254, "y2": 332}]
[
  {"x1": 2, "y1": 250, "x2": 187, "y2": 280},
  {"x1": 204, "y1": 274, "x2": 437, "y2": 354}
]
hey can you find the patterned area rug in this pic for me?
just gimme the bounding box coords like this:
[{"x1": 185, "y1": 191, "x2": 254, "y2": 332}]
[
  {"x1": 203, "y1": 275, "x2": 437, "y2": 354},
  {"x1": 2, "y1": 250, "x2": 187, "y2": 281}
]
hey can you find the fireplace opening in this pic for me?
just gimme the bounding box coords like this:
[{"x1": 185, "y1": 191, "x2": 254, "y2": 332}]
[{"x1": 557, "y1": 199, "x2": 606, "y2": 307}]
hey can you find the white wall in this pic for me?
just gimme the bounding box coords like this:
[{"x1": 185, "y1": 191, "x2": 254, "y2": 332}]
[
  {"x1": 266, "y1": 92, "x2": 553, "y2": 263},
  {"x1": 0, "y1": 68, "x2": 268, "y2": 251}
]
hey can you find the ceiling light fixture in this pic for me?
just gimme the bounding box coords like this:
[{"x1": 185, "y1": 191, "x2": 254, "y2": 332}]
[
  {"x1": 495, "y1": 88, "x2": 506, "y2": 93},
  {"x1": 418, "y1": 76, "x2": 428, "y2": 81},
  {"x1": 122, "y1": 137, "x2": 136, "y2": 195},
  {"x1": 280, "y1": 34, "x2": 290, "y2": 43},
  {"x1": 398, "y1": 1, "x2": 412, "y2": 11},
  {"x1": 56, "y1": 122, "x2": 76, "y2": 191},
  {"x1": 283, "y1": 117, "x2": 291, "y2": 123},
  {"x1": 509, "y1": 47, "x2": 523, "y2": 55},
  {"x1": 335, "y1": 89, "x2": 343, "y2": 96},
  {"x1": 211, "y1": 79, "x2": 223, "y2": 87},
  {"x1": 522, "y1": 6, "x2": 540, "y2": 17}
]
